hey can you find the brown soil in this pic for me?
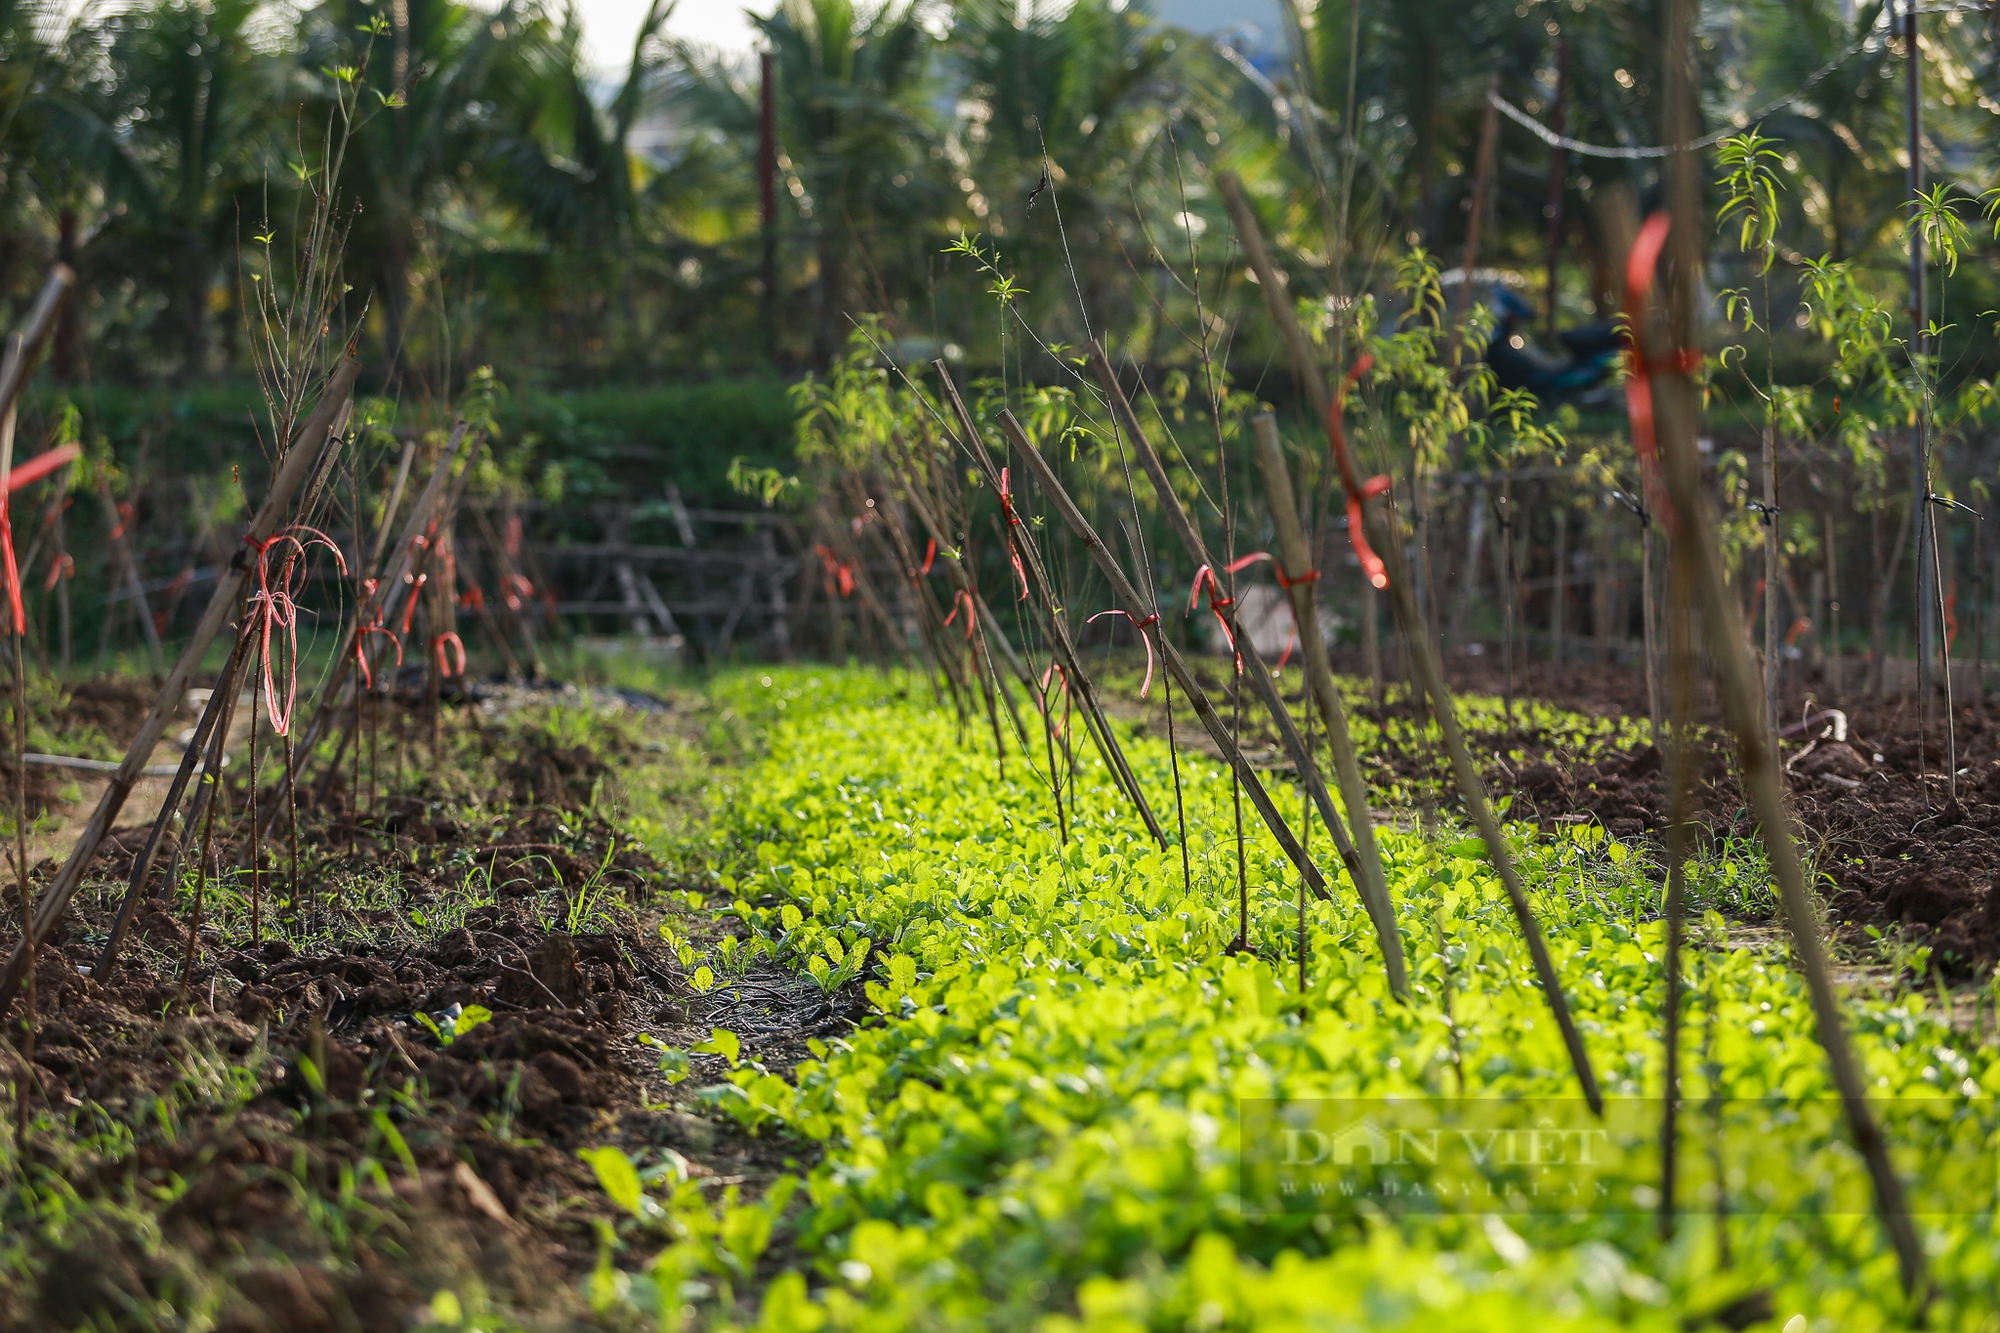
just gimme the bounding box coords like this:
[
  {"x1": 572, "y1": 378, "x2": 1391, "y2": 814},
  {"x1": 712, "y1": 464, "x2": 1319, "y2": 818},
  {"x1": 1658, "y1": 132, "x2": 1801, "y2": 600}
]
[
  {"x1": 56, "y1": 674, "x2": 169, "y2": 741},
  {"x1": 1112, "y1": 646, "x2": 2000, "y2": 978},
  {"x1": 1344, "y1": 652, "x2": 2000, "y2": 979},
  {"x1": 0, "y1": 689, "x2": 837, "y2": 1331}
]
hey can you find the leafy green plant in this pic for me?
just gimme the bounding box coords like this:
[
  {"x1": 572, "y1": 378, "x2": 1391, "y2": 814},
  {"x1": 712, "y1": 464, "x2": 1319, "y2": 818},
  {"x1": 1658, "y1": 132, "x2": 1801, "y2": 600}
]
[
  {"x1": 673, "y1": 665, "x2": 2000, "y2": 1329},
  {"x1": 412, "y1": 1004, "x2": 493, "y2": 1047},
  {"x1": 560, "y1": 840, "x2": 621, "y2": 935}
]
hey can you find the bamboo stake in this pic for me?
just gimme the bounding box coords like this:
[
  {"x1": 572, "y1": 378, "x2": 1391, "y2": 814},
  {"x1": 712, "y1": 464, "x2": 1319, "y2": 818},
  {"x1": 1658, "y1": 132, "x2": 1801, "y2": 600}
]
[
  {"x1": 150, "y1": 625, "x2": 255, "y2": 945},
  {"x1": 933, "y1": 365, "x2": 1169, "y2": 848},
  {"x1": 0, "y1": 339, "x2": 38, "y2": 1133},
  {"x1": 1221, "y1": 172, "x2": 1596, "y2": 1094},
  {"x1": 0, "y1": 357, "x2": 363, "y2": 1015},
  {"x1": 1217, "y1": 172, "x2": 1383, "y2": 705},
  {"x1": 882, "y1": 442, "x2": 1043, "y2": 786},
  {"x1": 1007, "y1": 414, "x2": 1340, "y2": 907},
  {"x1": 1651, "y1": 0, "x2": 1927, "y2": 1293},
  {"x1": 1359, "y1": 478, "x2": 1603, "y2": 1110},
  {"x1": 94, "y1": 622, "x2": 258, "y2": 981},
  {"x1": 256, "y1": 426, "x2": 480, "y2": 838},
  {"x1": 1249, "y1": 413, "x2": 1399, "y2": 964},
  {"x1": 176, "y1": 627, "x2": 248, "y2": 993},
  {"x1": 1079, "y1": 347, "x2": 1408, "y2": 994},
  {"x1": 92, "y1": 399, "x2": 356, "y2": 980}
]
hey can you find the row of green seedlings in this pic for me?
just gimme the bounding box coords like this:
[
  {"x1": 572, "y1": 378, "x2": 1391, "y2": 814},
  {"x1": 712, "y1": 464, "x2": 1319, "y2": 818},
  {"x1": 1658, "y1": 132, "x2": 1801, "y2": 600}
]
[
  {"x1": 656, "y1": 892, "x2": 873, "y2": 1001},
  {"x1": 790, "y1": 124, "x2": 1935, "y2": 1304}
]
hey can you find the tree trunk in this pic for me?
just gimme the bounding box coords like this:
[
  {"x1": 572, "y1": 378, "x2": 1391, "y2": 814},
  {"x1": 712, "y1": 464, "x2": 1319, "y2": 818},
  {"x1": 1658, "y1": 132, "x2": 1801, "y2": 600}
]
[
  {"x1": 1552, "y1": 492, "x2": 1568, "y2": 664},
  {"x1": 1823, "y1": 509, "x2": 1841, "y2": 699},
  {"x1": 813, "y1": 219, "x2": 846, "y2": 370},
  {"x1": 1593, "y1": 494, "x2": 1614, "y2": 662},
  {"x1": 1762, "y1": 422, "x2": 1779, "y2": 738}
]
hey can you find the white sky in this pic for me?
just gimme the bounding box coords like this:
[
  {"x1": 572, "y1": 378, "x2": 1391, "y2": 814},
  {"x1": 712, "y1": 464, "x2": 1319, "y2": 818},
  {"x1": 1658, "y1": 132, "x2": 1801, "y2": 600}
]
[
  {"x1": 56, "y1": 0, "x2": 1281, "y2": 79},
  {"x1": 585, "y1": 0, "x2": 1284, "y2": 75},
  {"x1": 591, "y1": 0, "x2": 775, "y2": 72}
]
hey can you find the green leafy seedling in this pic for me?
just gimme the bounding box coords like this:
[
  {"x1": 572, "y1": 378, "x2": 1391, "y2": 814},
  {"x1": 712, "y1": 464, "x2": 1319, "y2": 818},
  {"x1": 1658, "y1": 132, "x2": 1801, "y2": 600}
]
[
  {"x1": 695, "y1": 1027, "x2": 741, "y2": 1067},
  {"x1": 413, "y1": 1005, "x2": 492, "y2": 1047}
]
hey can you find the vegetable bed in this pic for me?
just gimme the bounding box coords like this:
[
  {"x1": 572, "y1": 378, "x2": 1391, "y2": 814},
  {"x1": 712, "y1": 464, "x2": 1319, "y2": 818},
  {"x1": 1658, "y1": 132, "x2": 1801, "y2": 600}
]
[{"x1": 659, "y1": 668, "x2": 1999, "y2": 1331}]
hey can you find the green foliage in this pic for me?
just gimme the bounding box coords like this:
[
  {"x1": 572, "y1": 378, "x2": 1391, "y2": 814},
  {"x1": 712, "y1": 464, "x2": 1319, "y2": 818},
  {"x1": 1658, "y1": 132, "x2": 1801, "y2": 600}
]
[
  {"x1": 728, "y1": 455, "x2": 804, "y2": 508},
  {"x1": 1483, "y1": 387, "x2": 1564, "y2": 468},
  {"x1": 1912, "y1": 184, "x2": 1973, "y2": 276},
  {"x1": 1715, "y1": 130, "x2": 1786, "y2": 273},
  {"x1": 671, "y1": 666, "x2": 2000, "y2": 1329},
  {"x1": 1359, "y1": 247, "x2": 1495, "y2": 472},
  {"x1": 410, "y1": 1004, "x2": 492, "y2": 1046},
  {"x1": 580, "y1": 1145, "x2": 648, "y2": 1218},
  {"x1": 497, "y1": 379, "x2": 800, "y2": 508},
  {"x1": 1796, "y1": 255, "x2": 1914, "y2": 498}
]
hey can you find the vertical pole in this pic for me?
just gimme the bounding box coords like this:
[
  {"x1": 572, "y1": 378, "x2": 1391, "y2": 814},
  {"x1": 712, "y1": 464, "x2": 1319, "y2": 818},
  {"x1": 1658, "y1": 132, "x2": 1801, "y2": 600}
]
[
  {"x1": 1641, "y1": 500, "x2": 1661, "y2": 745},
  {"x1": 1544, "y1": 36, "x2": 1569, "y2": 342},
  {"x1": 1906, "y1": 0, "x2": 1933, "y2": 748},
  {"x1": 1450, "y1": 73, "x2": 1502, "y2": 332},
  {"x1": 0, "y1": 377, "x2": 35, "y2": 1135},
  {"x1": 1763, "y1": 426, "x2": 1781, "y2": 738},
  {"x1": 1825, "y1": 509, "x2": 1843, "y2": 699},
  {"x1": 759, "y1": 51, "x2": 779, "y2": 366},
  {"x1": 1654, "y1": 0, "x2": 1929, "y2": 1297}
]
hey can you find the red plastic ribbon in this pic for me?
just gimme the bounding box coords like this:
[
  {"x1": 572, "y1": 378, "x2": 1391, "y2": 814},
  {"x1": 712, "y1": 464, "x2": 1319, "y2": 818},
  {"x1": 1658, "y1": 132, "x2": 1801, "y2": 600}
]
[
  {"x1": 355, "y1": 625, "x2": 403, "y2": 690},
  {"x1": 459, "y1": 585, "x2": 485, "y2": 612},
  {"x1": 245, "y1": 526, "x2": 347, "y2": 735},
  {"x1": 1189, "y1": 561, "x2": 1264, "y2": 671},
  {"x1": 1325, "y1": 355, "x2": 1392, "y2": 590},
  {"x1": 40, "y1": 551, "x2": 72, "y2": 593},
  {"x1": 1621, "y1": 211, "x2": 1700, "y2": 530},
  {"x1": 1087, "y1": 609, "x2": 1160, "y2": 697},
  {"x1": 812, "y1": 544, "x2": 855, "y2": 598},
  {"x1": 945, "y1": 588, "x2": 976, "y2": 640},
  {"x1": 109, "y1": 500, "x2": 134, "y2": 541},
  {"x1": 6, "y1": 442, "x2": 79, "y2": 494},
  {"x1": 998, "y1": 468, "x2": 1030, "y2": 600},
  {"x1": 501, "y1": 572, "x2": 534, "y2": 610},
  {"x1": 434, "y1": 631, "x2": 467, "y2": 679},
  {"x1": 399, "y1": 573, "x2": 428, "y2": 635},
  {"x1": 0, "y1": 501, "x2": 20, "y2": 633},
  {"x1": 920, "y1": 538, "x2": 937, "y2": 576}
]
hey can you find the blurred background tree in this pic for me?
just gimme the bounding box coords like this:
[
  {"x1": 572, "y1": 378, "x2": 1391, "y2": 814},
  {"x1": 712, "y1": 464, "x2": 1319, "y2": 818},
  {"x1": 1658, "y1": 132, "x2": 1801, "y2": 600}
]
[{"x1": 0, "y1": 0, "x2": 1992, "y2": 396}]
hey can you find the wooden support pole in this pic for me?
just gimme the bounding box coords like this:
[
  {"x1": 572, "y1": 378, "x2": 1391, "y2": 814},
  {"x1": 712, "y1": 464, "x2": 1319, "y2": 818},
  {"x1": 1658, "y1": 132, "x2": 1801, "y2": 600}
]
[
  {"x1": 1078, "y1": 350, "x2": 1407, "y2": 995},
  {"x1": 1648, "y1": 0, "x2": 1926, "y2": 1296},
  {"x1": 1006, "y1": 413, "x2": 1338, "y2": 904},
  {"x1": 1249, "y1": 413, "x2": 1400, "y2": 957},
  {"x1": 1218, "y1": 172, "x2": 1385, "y2": 702},
  {"x1": 934, "y1": 364, "x2": 1169, "y2": 848},
  {"x1": 269, "y1": 428, "x2": 481, "y2": 836},
  {"x1": 1221, "y1": 176, "x2": 1598, "y2": 1108},
  {"x1": 0, "y1": 357, "x2": 363, "y2": 1016}
]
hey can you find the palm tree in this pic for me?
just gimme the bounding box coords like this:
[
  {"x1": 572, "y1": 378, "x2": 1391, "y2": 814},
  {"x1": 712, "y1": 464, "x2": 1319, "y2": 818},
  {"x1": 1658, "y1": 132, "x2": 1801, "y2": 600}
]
[
  {"x1": 677, "y1": 0, "x2": 941, "y2": 366},
  {"x1": 945, "y1": 0, "x2": 1179, "y2": 344},
  {"x1": 94, "y1": 0, "x2": 281, "y2": 378},
  {"x1": 299, "y1": 0, "x2": 552, "y2": 374}
]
